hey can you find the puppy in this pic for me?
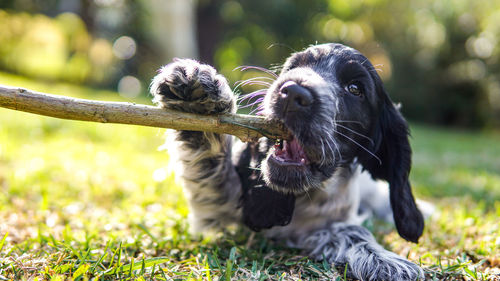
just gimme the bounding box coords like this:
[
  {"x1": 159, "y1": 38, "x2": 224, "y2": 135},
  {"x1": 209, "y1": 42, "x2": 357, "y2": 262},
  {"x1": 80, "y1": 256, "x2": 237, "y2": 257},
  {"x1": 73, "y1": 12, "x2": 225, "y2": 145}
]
[{"x1": 151, "y1": 43, "x2": 425, "y2": 280}]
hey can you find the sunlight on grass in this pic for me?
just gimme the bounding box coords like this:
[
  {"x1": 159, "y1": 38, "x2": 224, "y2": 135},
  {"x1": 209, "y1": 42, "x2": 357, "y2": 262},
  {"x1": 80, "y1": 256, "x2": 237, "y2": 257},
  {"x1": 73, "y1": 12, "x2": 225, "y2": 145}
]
[
  {"x1": 411, "y1": 125, "x2": 500, "y2": 207},
  {"x1": 0, "y1": 74, "x2": 499, "y2": 280}
]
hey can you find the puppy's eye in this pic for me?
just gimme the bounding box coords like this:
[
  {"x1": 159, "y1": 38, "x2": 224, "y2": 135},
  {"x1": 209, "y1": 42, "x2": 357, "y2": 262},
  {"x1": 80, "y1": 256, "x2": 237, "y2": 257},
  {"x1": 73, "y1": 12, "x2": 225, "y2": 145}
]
[
  {"x1": 347, "y1": 83, "x2": 362, "y2": 96},
  {"x1": 347, "y1": 83, "x2": 363, "y2": 96}
]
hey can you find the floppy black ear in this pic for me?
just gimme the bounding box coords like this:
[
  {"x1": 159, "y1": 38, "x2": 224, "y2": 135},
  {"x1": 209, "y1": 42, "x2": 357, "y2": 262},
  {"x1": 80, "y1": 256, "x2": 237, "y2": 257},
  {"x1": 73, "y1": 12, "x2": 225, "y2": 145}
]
[{"x1": 359, "y1": 92, "x2": 424, "y2": 243}]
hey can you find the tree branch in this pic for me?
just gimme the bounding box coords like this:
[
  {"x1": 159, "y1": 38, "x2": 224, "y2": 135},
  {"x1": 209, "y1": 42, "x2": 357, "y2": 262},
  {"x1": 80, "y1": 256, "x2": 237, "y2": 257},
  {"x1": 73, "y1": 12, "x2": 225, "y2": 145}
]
[{"x1": 0, "y1": 85, "x2": 289, "y2": 142}]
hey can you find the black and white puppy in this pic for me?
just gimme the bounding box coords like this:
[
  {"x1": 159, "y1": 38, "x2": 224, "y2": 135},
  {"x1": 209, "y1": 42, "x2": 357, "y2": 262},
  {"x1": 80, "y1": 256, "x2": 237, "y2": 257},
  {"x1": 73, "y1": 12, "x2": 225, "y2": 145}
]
[{"x1": 151, "y1": 43, "x2": 425, "y2": 281}]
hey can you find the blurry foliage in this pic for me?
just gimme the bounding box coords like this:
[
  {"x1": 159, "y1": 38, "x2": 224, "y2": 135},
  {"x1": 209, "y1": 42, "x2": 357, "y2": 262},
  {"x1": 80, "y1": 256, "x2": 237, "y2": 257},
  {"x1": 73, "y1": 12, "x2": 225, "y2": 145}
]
[
  {"x1": 0, "y1": 10, "x2": 116, "y2": 85},
  {"x1": 1, "y1": 0, "x2": 500, "y2": 127},
  {"x1": 202, "y1": 0, "x2": 500, "y2": 128},
  {"x1": 0, "y1": 0, "x2": 158, "y2": 93}
]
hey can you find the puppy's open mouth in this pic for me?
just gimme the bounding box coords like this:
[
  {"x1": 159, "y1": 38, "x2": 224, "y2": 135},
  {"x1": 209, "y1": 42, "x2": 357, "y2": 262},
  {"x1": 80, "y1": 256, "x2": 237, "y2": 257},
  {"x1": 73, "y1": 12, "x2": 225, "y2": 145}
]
[
  {"x1": 263, "y1": 131, "x2": 318, "y2": 194},
  {"x1": 271, "y1": 137, "x2": 309, "y2": 166}
]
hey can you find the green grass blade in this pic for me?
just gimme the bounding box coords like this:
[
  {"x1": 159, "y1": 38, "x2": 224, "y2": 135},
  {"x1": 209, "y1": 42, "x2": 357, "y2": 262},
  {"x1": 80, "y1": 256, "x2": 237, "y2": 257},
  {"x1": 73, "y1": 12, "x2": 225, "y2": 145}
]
[
  {"x1": 113, "y1": 241, "x2": 123, "y2": 274},
  {"x1": 128, "y1": 257, "x2": 135, "y2": 277},
  {"x1": 228, "y1": 246, "x2": 237, "y2": 261},
  {"x1": 463, "y1": 267, "x2": 478, "y2": 279},
  {"x1": 106, "y1": 257, "x2": 170, "y2": 275},
  {"x1": 159, "y1": 265, "x2": 169, "y2": 280},
  {"x1": 204, "y1": 258, "x2": 212, "y2": 281},
  {"x1": 72, "y1": 263, "x2": 90, "y2": 280},
  {"x1": 343, "y1": 263, "x2": 348, "y2": 280},
  {"x1": 0, "y1": 232, "x2": 8, "y2": 253},
  {"x1": 90, "y1": 242, "x2": 110, "y2": 274},
  {"x1": 137, "y1": 223, "x2": 158, "y2": 243},
  {"x1": 224, "y1": 258, "x2": 233, "y2": 281},
  {"x1": 140, "y1": 257, "x2": 146, "y2": 275},
  {"x1": 150, "y1": 263, "x2": 156, "y2": 281}
]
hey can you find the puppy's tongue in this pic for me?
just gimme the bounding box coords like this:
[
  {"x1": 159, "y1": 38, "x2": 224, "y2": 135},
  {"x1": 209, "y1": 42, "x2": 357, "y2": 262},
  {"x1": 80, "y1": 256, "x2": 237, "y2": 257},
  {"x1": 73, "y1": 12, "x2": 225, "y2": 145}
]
[{"x1": 274, "y1": 138, "x2": 308, "y2": 164}]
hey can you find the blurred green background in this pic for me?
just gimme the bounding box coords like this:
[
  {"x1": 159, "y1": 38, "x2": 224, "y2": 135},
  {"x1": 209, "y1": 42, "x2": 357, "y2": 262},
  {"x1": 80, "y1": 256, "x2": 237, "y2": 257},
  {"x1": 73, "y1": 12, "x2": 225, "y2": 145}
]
[
  {"x1": 1, "y1": 0, "x2": 500, "y2": 128},
  {"x1": 1, "y1": 1, "x2": 499, "y2": 279}
]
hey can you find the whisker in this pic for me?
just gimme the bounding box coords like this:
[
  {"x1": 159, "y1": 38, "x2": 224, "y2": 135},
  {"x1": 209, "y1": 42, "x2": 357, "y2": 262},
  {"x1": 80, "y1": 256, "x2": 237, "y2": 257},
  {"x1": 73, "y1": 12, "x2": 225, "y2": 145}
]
[
  {"x1": 255, "y1": 106, "x2": 266, "y2": 116},
  {"x1": 231, "y1": 68, "x2": 275, "y2": 115},
  {"x1": 334, "y1": 120, "x2": 364, "y2": 126},
  {"x1": 249, "y1": 76, "x2": 275, "y2": 82},
  {"x1": 304, "y1": 188, "x2": 312, "y2": 203},
  {"x1": 335, "y1": 123, "x2": 374, "y2": 146},
  {"x1": 333, "y1": 129, "x2": 381, "y2": 165},
  {"x1": 322, "y1": 137, "x2": 331, "y2": 165},
  {"x1": 237, "y1": 89, "x2": 266, "y2": 98},
  {"x1": 325, "y1": 133, "x2": 342, "y2": 163},
  {"x1": 235, "y1": 65, "x2": 278, "y2": 78},
  {"x1": 236, "y1": 76, "x2": 275, "y2": 84},
  {"x1": 250, "y1": 104, "x2": 265, "y2": 115},
  {"x1": 324, "y1": 135, "x2": 336, "y2": 164},
  {"x1": 239, "y1": 97, "x2": 264, "y2": 109},
  {"x1": 319, "y1": 138, "x2": 326, "y2": 166},
  {"x1": 335, "y1": 130, "x2": 382, "y2": 165},
  {"x1": 237, "y1": 89, "x2": 266, "y2": 103},
  {"x1": 234, "y1": 77, "x2": 272, "y2": 90},
  {"x1": 241, "y1": 81, "x2": 272, "y2": 88},
  {"x1": 234, "y1": 77, "x2": 269, "y2": 89},
  {"x1": 267, "y1": 43, "x2": 297, "y2": 54}
]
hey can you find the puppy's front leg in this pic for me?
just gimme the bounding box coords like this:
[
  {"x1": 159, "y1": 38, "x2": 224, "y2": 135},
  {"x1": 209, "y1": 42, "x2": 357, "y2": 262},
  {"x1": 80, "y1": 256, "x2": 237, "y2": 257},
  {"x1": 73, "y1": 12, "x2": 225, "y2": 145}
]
[{"x1": 150, "y1": 59, "x2": 242, "y2": 231}]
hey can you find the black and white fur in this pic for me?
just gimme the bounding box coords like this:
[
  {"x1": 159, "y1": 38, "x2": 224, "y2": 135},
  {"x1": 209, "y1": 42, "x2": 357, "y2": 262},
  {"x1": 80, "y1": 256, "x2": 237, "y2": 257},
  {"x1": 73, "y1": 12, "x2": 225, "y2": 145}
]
[{"x1": 151, "y1": 43, "x2": 425, "y2": 281}]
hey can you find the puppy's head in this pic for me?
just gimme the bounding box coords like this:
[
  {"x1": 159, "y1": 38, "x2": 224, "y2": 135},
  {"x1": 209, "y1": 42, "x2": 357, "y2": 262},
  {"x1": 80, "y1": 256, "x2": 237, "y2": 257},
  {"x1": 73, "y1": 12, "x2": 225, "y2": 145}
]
[{"x1": 260, "y1": 43, "x2": 423, "y2": 242}]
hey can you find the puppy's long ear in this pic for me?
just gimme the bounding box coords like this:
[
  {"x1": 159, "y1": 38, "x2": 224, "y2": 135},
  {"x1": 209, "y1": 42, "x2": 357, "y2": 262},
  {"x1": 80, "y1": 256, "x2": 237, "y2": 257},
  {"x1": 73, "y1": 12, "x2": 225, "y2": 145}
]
[{"x1": 359, "y1": 88, "x2": 424, "y2": 243}]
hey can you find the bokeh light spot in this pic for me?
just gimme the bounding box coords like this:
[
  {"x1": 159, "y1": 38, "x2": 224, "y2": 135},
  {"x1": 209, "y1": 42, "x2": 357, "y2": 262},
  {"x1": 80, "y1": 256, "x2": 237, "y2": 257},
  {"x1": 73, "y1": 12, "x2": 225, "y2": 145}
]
[
  {"x1": 466, "y1": 35, "x2": 495, "y2": 59},
  {"x1": 152, "y1": 168, "x2": 168, "y2": 182},
  {"x1": 220, "y1": 1, "x2": 244, "y2": 22},
  {"x1": 112, "y1": 36, "x2": 136, "y2": 60},
  {"x1": 117, "y1": 75, "x2": 142, "y2": 98},
  {"x1": 89, "y1": 39, "x2": 113, "y2": 66}
]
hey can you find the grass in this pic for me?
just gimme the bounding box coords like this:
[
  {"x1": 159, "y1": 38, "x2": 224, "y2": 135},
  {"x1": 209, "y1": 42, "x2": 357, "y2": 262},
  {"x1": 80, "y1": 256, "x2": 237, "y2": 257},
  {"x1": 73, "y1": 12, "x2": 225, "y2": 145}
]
[{"x1": 0, "y1": 72, "x2": 499, "y2": 280}]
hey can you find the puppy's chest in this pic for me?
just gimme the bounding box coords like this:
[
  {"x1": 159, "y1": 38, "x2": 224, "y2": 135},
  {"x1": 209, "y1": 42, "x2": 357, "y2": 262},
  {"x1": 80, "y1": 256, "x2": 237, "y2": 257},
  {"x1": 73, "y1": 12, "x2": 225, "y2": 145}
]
[
  {"x1": 266, "y1": 172, "x2": 359, "y2": 237},
  {"x1": 296, "y1": 176, "x2": 357, "y2": 222}
]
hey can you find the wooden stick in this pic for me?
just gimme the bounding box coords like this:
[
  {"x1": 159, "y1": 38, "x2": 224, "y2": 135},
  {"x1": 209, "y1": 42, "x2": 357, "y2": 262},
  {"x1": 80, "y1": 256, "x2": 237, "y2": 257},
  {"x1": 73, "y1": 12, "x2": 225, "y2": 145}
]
[{"x1": 0, "y1": 85, "x2": 289, "y2": 142}]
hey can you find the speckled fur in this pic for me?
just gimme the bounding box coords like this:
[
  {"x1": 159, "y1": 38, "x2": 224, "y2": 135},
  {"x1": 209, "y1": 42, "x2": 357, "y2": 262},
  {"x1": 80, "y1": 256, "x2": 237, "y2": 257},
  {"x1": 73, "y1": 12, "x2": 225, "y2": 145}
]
[{"x1": 150, "y1": 45, "x2": 426, "y2": 280}]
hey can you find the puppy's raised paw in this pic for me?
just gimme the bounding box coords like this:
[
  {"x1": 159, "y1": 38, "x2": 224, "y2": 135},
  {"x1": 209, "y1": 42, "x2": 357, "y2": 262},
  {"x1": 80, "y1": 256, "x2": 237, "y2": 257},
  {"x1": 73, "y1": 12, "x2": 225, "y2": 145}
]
[{"x1": 150, "y1": 58, "x2": 235, "y2": 114}]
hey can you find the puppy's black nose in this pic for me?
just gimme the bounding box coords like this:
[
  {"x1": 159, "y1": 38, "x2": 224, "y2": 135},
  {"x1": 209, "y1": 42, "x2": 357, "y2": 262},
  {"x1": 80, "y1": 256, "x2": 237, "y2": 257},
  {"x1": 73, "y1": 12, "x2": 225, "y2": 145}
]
[{"x1": 280, "y1": 81, "x2": 313, "y2": 112}]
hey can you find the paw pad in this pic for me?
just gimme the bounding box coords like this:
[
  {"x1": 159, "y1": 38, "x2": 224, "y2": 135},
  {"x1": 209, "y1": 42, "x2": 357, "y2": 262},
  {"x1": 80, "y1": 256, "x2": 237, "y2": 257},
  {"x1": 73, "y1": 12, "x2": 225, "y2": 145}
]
[{"x1": 151, "y1": 59, "x2": 235, "y2": 114}]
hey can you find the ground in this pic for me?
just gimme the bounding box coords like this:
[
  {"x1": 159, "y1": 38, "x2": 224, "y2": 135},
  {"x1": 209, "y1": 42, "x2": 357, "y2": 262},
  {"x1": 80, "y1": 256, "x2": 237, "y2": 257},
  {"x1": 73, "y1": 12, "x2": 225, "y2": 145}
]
[{"x1": 0, "y1": 72, "x2": 499, "y2": 280}]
